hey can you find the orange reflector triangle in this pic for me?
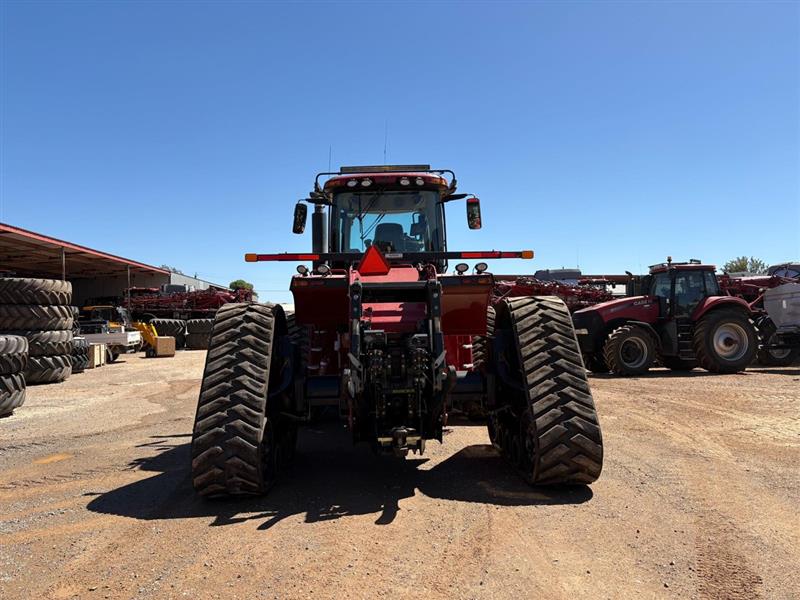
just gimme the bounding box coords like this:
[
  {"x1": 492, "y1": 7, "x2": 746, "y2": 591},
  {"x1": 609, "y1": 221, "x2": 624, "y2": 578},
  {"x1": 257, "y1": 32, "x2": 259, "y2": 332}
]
[{"x1": 357, "y1": 245, "x2": 391, "y2": 276}]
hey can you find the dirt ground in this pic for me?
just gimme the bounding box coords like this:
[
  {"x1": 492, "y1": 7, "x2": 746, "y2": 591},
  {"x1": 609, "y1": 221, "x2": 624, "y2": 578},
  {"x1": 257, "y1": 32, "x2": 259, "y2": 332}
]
[{"x1": 0, "y1": 351, "x2": 798, "y2": 600}]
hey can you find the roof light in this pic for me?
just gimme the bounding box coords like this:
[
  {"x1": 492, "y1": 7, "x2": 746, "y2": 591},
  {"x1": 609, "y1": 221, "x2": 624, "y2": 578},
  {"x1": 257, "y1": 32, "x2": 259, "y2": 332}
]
[
  {"x1": 360, "y1": 178, "x2": 372, "y2": 187},
  {"x1": 454, "y1": 263, "x2": 469, "y2": 275},
  {"x1": 474, "y1": 262, "x2": 488, "y2": 273},
  {"x1": 347, "y1": 179, "x2": 358, "y2": 187},
  {"x1": 316, "y1": 264, "x2": 331, "y2": 275},
  {"x1": 399, "y1": 177, "x2": 410, "y2": 186},
  {"x1": 415, "y1": 177, "x2": 425, "y2": 186},
  {"x1": 296, "y1": 264, "x2": 309, "y2": 276},
  {"x1": 245, "y1": 253, "x2": 257, "y2": 262}
]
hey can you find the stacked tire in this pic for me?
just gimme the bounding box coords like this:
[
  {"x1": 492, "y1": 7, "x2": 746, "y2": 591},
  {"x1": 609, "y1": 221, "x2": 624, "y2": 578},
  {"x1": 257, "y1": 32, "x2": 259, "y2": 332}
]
[
  {"x1": 151, "y1": 318, "x2": 186, "y2": 349},
  {"x1": 71, "y1": 337, "x2": 89, "y2": 374},
  {"x1": 0, "y1": 278, "x2": 74, "y2": 385},
  {"x1": 0, "y1": 335, "x2": 28, "y2": 416},
  {"x1": 186, "y1": 319, "x2": 213, "y2": 350}
]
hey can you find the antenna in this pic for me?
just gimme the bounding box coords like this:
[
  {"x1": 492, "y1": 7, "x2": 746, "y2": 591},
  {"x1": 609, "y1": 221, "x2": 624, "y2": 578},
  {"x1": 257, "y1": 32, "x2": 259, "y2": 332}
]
[{"x1": 383, "y1": 119, "x2": 388, "y2": 164}]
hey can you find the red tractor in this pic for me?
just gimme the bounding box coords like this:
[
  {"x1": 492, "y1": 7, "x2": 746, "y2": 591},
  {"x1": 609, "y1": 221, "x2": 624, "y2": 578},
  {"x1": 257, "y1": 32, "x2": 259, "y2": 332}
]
[
  {"x1": 571, "y1": 258, "x2": 758, "y2": 376},
  {"x1": 189, "y1": 165, "x2": 603, "y2": 497}
]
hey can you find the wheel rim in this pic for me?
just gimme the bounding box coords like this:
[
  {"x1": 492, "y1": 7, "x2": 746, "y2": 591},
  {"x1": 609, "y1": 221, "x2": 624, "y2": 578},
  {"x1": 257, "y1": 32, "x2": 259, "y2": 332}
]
[
  {"x1": 713, "y1": 323, "x2": 749, "y2": 361},
  {"x1": 767, "y1": 333, "x2": 791, "y2": 360},
  {"x1": 620, "y1": 337, "x2": 648, "y2": 369}
]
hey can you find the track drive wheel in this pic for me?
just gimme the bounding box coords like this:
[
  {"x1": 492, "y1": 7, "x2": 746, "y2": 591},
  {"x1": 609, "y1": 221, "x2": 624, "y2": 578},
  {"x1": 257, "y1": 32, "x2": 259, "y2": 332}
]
[
  {"x1": 490, "y1": 296, "x2": 603, "y2": 485},
  {"x1": 190, "y1": 302, "x2": 295, "y2": 498},
  {"x1": 602, "y1": 324, "x2": 656, "y2": 376},
  {"x1": 694, "y1": 309, "x2": 757, "y2": 374}
]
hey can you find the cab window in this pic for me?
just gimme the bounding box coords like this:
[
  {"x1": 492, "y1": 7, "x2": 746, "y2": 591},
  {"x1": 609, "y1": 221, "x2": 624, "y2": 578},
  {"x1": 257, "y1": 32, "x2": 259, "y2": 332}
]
[{"x1": 649, "y1": 273, "x2": 671, "y2": 297}]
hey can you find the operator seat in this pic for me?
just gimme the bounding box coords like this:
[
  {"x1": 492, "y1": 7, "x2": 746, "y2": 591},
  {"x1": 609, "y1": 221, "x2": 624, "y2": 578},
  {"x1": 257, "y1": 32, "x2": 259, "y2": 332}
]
[{"x1": 373, "y1": 223, "x2": 405, "y2": 252}]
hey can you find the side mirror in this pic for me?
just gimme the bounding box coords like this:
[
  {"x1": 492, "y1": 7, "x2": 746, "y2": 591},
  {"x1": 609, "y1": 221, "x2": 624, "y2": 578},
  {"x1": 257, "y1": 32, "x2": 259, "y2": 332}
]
[
  {"x1": 466, "y1": 197, "x2": 482, "y2": 230},
  {"x1": 292, "y1": 203, "x2": 308, "y2": 234}
]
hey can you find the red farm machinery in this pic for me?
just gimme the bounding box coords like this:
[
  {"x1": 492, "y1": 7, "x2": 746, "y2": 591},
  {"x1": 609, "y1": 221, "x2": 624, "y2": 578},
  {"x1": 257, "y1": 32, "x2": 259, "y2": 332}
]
[
  {"x1": 189, "y1": 165, "x2": 603, "y2": 497},
  {"x1": 571, "y1": 258, "x2": 761, "y2": 376}
]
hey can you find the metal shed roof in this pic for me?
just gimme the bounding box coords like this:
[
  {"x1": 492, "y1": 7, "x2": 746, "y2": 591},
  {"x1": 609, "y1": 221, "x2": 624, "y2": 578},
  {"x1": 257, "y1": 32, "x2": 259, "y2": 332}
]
[{"x1": 0, "y1": 222, "x2": 169, "y2": 278}]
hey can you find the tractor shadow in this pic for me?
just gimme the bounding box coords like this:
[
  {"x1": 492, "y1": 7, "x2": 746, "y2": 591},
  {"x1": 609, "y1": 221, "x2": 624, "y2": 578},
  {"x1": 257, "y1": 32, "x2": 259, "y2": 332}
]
[
  {"x1": 588, "y1": 368, "x2": 719, "y2": 380},
  {"x1": 86, "y1": 424, "x2": 592, "y2": 529}
]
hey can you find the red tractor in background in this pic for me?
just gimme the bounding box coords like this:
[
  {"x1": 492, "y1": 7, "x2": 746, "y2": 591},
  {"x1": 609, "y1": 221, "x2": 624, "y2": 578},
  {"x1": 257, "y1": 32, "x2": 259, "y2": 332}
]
[
  {"x1": 189, "y1": 165, "x2": 603, "y2": 498},
  {"x1": 571, "y1": 258, "x2": 758, "y2": 376}
]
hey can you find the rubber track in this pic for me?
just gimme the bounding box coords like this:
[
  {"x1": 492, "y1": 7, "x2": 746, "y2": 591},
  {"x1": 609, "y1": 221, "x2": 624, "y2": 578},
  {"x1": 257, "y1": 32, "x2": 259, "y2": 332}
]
[
  {"x1": 471, "y1": 305, "x2": 496, "y2": 368},
  {"x1": 0, "y1": 278, "x2": 72, "y2": 306},
  {"x1": 0, "y1": 373, "x2": 26, "y2": 416},
  {"x1": 5, "y1": 329, "x2": 73, "y2": 357},
  {"x1": 190, "y1": 303, "x2": 278, "y2": 497},
  {"x1": 151, "y1": 318, "x2": 186, "y2": 347},
  {"x1": 0, "y1": 335, "x2": 28, "y2": 376},
  {"x1": 507, "y1": 296, "x2": 603, "y2": 484},
  {"x1": 25, "y1": 354, "x2": 72, "y2": 384},
  {"x1": 186, "y1": 318, "x2": 214, "y2": 334},
  {"x1": 0, "y1": 305, "x2": 74, "y2": 331},
  {"x1": 285, "y1": 310, "x2": 309, "y2": 370}
]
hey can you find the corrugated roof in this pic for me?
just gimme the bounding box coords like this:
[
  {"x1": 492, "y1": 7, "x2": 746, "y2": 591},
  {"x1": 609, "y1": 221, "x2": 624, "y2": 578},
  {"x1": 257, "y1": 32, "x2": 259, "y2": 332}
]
[{"x1": 0, "y1": 222, "x2": 169, "y2": 278}]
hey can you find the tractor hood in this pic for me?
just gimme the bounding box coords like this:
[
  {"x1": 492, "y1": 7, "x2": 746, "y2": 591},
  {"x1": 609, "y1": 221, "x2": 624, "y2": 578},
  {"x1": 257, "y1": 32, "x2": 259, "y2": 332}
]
[{"x1": 573, "y1": 295, "x2": 659, "y2": 324}]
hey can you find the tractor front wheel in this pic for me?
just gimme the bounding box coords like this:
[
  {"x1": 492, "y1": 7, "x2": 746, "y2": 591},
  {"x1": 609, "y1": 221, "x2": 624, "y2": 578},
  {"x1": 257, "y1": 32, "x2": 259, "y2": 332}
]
[
  {"x1": 602, "y1": 324, "x2": 656, "y2": 376},
  {"x1": 693, "y1": 309, "x2": 757, "y2": 374}
]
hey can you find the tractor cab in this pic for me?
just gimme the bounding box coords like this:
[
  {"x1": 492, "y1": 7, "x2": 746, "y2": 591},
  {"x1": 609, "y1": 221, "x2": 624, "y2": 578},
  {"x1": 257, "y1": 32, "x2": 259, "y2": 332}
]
[{"x1": 644, "y1": 259, "x2": 720, "y2": 319}]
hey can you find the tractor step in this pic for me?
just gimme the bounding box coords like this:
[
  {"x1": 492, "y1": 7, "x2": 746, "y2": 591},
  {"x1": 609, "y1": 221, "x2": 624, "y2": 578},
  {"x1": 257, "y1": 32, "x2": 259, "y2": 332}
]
[{"x1": 676, "y1": 320, "x2": 696, "y2": 360}]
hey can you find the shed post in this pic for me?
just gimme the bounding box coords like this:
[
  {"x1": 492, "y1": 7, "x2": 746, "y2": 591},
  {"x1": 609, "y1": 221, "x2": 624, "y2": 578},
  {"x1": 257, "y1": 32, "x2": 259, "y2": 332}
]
[
  {"x1": 126, "y1": 266, "x2": 131, "y2": 311},
  {"x1": 61, "y1": 247, "x2": 66, "y2": 281}
]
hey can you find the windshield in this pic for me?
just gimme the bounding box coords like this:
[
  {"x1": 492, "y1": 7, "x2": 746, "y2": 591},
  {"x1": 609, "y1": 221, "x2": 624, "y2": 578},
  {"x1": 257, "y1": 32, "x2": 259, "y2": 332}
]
[{"x1": 333, "y1": 190, "x2": 441, "y2": 253}]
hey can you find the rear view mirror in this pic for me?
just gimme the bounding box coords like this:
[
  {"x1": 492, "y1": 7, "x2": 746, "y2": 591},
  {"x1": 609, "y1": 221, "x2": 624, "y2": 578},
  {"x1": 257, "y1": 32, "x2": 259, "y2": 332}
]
[
  {"x1": 292, "y1": 203, "x2": 308, "y2": 234},
  {"x1": 466, "y1": 197, "x2": 482, "y2": 229}
]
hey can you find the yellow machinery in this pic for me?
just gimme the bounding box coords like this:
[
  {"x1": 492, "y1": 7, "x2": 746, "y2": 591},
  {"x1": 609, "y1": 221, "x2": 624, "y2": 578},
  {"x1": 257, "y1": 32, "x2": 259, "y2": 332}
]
[{"x1": 132, "y1": 321, "x2": 160, "y2": 357}]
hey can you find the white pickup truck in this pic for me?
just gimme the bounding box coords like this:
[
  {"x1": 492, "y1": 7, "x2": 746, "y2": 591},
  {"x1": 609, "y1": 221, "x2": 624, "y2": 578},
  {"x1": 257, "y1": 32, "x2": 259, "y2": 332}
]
[{"x1": 81, "y1": 330, "x2": 142, "y2": 362}]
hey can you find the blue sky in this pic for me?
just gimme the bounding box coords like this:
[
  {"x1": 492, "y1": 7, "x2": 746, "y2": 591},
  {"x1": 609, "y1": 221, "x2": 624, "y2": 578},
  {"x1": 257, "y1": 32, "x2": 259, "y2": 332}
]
[{"x1": 2, "y1": 1, "x2": 798, "y2": 302}]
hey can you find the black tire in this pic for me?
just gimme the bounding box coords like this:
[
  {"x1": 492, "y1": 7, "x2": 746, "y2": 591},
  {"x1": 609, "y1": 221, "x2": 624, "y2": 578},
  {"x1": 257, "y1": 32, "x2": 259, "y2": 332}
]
[
  {"x1": 585, "y1": 354, "x2": 609, "y2": 374},
  {"x1": 661, "y1": 356, "x2": 698, "y2": 371},
  {"x1": 471, "y1": 305, "x2": 496, "y2": 369},
  {"x1": 5, "y1": 329, "x2": 73, "y2": 357},
  {"x1": 756, "y1": 319, "x2": 800, "y2": 367},
  {"x1": 185, "y1": 332, "x2": 211, "y2": 350},
  {"x1": 71, "y1": 352, "x2": 89, "y2": 373},
  {"x1": 0, "y1": 335, "x2": 28, "y2": 376},
  {"x1": 602, "y1": 324, "x2": 656, "y2": 376},
  {"x1": 0, "y1": 373, "x2": 26, "y2": 416},
  {"x1": 285, "y1": 310, "x2": 310, "y2": 371},
  {"x1": 190, "y1": 302, "x2": 293, "y2": 497},
  {"x1": 186, "y1": 318, "x2": 214, "y2": 334},
  {"x1": 694, "y1": 309, "x2": 757, "y2": 374},
  {"x1": 151, "y1": 318, "x2": 186, "y2": 348},
  {"x1": 0, "y1": 278, "x2": 72, "y2": 306},
  {"x1": 25, "y1": 354, "x2": 72, "y2": 384},
  {"x1": 489, "y1": 296, "x2": 603, "y2": 485},
  {"x1": 0, "y1": 304, "x2": 74, "y2": 331}
]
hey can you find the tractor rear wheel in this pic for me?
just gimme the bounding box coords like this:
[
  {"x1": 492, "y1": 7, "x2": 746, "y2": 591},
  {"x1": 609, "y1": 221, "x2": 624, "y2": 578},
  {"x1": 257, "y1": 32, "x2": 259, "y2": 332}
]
[
  {"x1": 602, "y1": 324, "x2": 656, "y2": 376},
  {"x1": 190, "y1": 302, "x2": 294, "y2": 497},
  {"x1": 694, "y1": 309, "x2": 757, "y2": 373},
  {"x1": 490, "y1": 296, "x2": 603, "y2": 485}
]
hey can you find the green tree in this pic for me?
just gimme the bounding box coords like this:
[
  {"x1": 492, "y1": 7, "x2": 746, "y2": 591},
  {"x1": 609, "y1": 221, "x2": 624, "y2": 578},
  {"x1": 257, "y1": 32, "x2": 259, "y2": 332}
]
[
  {"x1": 723, "y1": 256, "x2": 768, "y2": 274},
  {"x1": 229, "y1": 279, "x2": 258, "y2": 298}
]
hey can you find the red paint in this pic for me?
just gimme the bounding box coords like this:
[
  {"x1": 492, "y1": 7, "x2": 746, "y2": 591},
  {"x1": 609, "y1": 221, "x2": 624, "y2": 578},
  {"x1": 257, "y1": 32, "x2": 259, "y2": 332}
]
[
  {"x1": 357, "y1": 246, "x2": 391, "y2": 276},
  {"x1": 581, "y1": 296, "x2": 660, "y2": 324},
  {"x1": 691, "y1": 296, "x2": 751, "y2": 320}
]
